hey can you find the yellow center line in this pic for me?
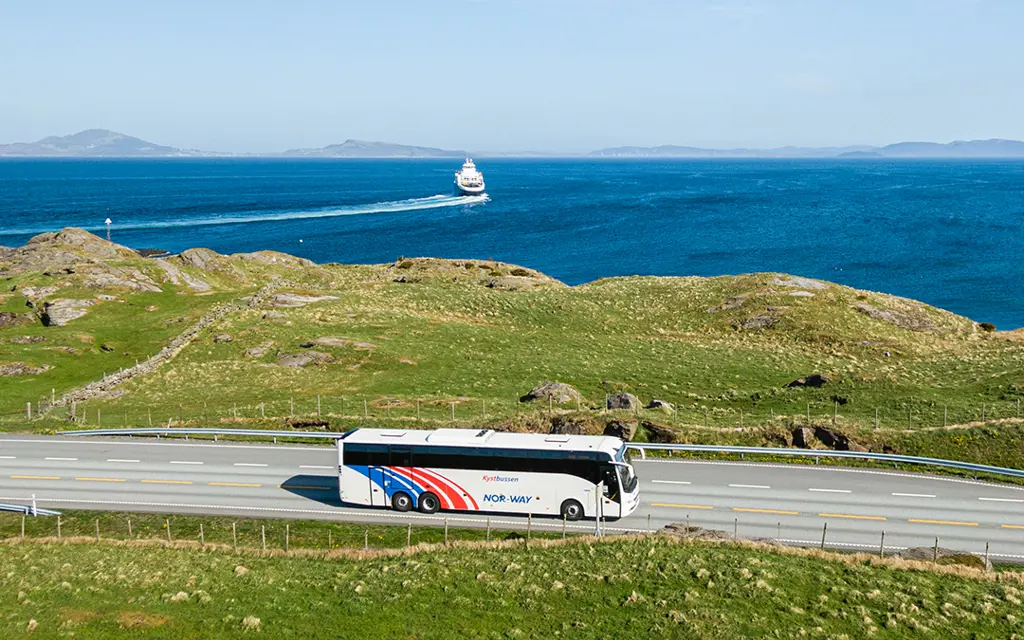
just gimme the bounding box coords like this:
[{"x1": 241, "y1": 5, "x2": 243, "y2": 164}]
[
  {"x1": 280, "y1": 484, "x2": 333, "y2": 491},
  {"x1": 650, "y1": 502, "x2": 714, "y2": 510},
  {"x1": 209, "y1": 482, "x2": 262, "y2": 488},
  {"x1": 10, "y1": 475, "x2": 60, "y2": 480},
  {"x1": 1002, "y1": 524, "x2": 1024, "y2": 530},
  {"x1": 75, "y1": 477, "x2": 127, "y2": 483},
  {"x1": 819, "y1": 513, "x2": 887, "y2": 521},
  {"x1": 141, "y1": 479, "x2": 193, "y2": 485},
  {"x1": 733, "y1": 507, "x2": 798, "y2": 515},
  {"x1": 908, "y1": 518, "x2": 978, "y2": 527}
]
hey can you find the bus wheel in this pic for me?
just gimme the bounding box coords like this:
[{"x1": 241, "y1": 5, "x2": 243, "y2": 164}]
[
  {"x1": 560, "y1": 499, "x2": 584, "y2": 522},
  {"x1": 418, "y1": 492, "x2": 441, "y2": 514},
  {"x1": 391, "y1": 492, "x2": 413, "y2": 512}
]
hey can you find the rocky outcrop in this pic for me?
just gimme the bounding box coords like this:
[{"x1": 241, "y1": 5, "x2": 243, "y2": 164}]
[
  {"x1": 82, "y1": 266, "x2": 162, "y2": 292},
  {"x1": 234, "y1": 251, "x2": 316, "y2": 268},
  {"x1": 607, "y1": 392, "x2": 641, "y2": 411},
  {"x1": 771, "y1": 275, "x2": 828, "y2": 290},
  {"x1": 641, "y1": 421, "x2": 678, "y2": 443},
  {"x1": 277, "y1": 351, "x2": 333, "y2": 368},
  {"x1": 213, "y1": 333, "x2": 233, "y2": 343},
  {"x1": 735, "y1": 315, "x2": 778, "y2": 331},
  {"x1": 786, "y1": 374, "x2": 830, "y2": 388},
  {"x1": 41, "y1": 299, "x2": 96, "y2": 326},
  {"x1": 603, "y1": 420, "x2": 638, "y2": 441},
  {"x1": 9, "y1": 335, "x2": 45, "y2": 344},
  {"x1": 856, "y1": 303, "x2": 937, "y2": 333},
  {"x1": 548, "y1": 414, "x2": 597, "y2": 436},
  {"x1": 154, "y1": 259, "x2": 212, "y2": 291},
  {"x1": 0, "y1": 312, "x2": 32, "y2": 328},
  {"x1": 0, "y1": 362, "x2": 50, "y2": 376},
  {"x1": 19, "y1": 285, "x2": 59, "y2": 299},
  {"x1": 24, "y1": 228, "x2": 138, "y2": 260},
  {"x1": 660, "y1": 524, "x2": 735, "y2": 540},
  {"x1": 175, "y1": 248, "x2": 223, "y2": 272},
  {"x1": 520, "y1": 381, "x2": 582, "y2": 405},
  {"x1": 300, "y1": 337, "x2": 375, "y2": 350},
  {"x1": 269, "y1": 293, "x2": 339, "y2": 308}
]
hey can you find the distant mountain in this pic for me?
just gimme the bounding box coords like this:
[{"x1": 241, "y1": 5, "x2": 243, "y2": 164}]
[
  {"x1": 282, "y1": 139, "x2": 465, "y2": 158},
  {"x1": 0, "y1": 129, "x2": 209, "y2": 157},
  {"x1": 590, "y1": 139, "x2": 1024, "y2": 159}
]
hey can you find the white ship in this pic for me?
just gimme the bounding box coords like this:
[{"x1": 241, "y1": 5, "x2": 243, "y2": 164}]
[{"x1": 454, "y1": 158, "x2": 485, "y2": 196}]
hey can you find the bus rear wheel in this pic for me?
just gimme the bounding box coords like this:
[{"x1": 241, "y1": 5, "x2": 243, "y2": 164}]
[
  {"x1": 560, "y1": 499, "x2": 584, "y2": 522},
  {"x1": 391, "y1": 491, "x2": 413, "y2": 512},
  {"x1": 418, "y1": 492, "x2": 441, "y2": 514}
]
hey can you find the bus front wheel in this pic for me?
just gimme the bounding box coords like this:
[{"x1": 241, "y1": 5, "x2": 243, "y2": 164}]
[
  {"x1": 560, "y1": 499, "x2": 584, "y2": 522},
  {"x1": 418, "y1": 492, "x2": 441, "y2": 514},
  {"x1": 391, "y1": 492, "x2": 413, "y2": 512}
]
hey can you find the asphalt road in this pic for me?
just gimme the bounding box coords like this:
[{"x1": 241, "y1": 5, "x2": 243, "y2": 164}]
[{"x1": 2, "y1": 435, "x2": 1023, "y2": 560}]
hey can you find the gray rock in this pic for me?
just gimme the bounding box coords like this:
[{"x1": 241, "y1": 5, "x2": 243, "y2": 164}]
[
  {"x1": 176, "y1": 248, "x2": 223, "y2": 271},
  {"x1": 0, "y1": 362, "x2": 51, "y2": 376},
  {"x1": 213, "y1": 333, "x2": 233, "y2": 344},
  {"x1": 41, "y1": 299, "x2": 96, "y2": 326},
  {"x1": 277, "y1": 351, "x2": 333, "y2": 368},
  {"x1": 771, "y1": 275, "x2": 828, "y2": 290},
  {"x1": 154, "y1": 258, "x2": 212, "y2": 291},
  {"x1": 269, "y1": 293, "x2": 340, "y2": 308},
  {"x1": 606, "y1": 392, "x2": 641, "y2": 411},
  {"x1": 898, "y1": 547, "x2": 991, "y2": 571},
  {"x1": 603, "y1": 420, "x2": 638, "y2": 441},
  {"x1": 300, "y1": 337, "x2": 376, "y2": 350},
  {"x1": 735, "y1": 315, "x2": 778, "y2": 331},
  {"x1": 262, "y1": 311, "x2": 288, "y2": 319},
  {"x1": 245, "y1": 342, "x2": 276, "y2": 358},
  {"x1": 789, "y1": 290, "x2": 815, "y2": 297},
  {"x1": 520, "y1": 381, "x2": 582, "y2": 405},
  {"x1": 0, "y1": 312, "x2": 32, "y2": 328},
  {"x1": 855, "y1": 303, "x2": 937, "y2": 333},
  {"x1": 19, "y1": 285, "x2": 59, "y2": 299},
  {"x1": 791, "y1": 427, "x2": 815, "y2": 449},
  {"x1": 9, "y1": 336, "x2": 45, "y2": 344},
  {"x1": 646, "y1": 399, "x2": 674, "y2": 413}
]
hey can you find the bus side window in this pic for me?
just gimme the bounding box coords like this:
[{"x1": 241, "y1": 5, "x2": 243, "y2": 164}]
[{"x1": 391, "y1": 446, "x2": 412, "y2": 467}]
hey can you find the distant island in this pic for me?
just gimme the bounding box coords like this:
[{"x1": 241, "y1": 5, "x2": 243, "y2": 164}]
[{"x1": 3, "y1": 129, "x2": 1024, "y2": 159}]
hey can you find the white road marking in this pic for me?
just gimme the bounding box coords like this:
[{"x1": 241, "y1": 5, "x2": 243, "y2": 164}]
[
  {"x1": 809, "y1": 488, "x2": 851, "y2": 493},
  {"x1": 651, "y1": 480, "x2": 691, "y2": 485},
  {"x1": 169, "y1": 461, "x2": 203, "y2": 465},
  {"x1": 299, "y1": 465, "x2": 333, "y2": 470},
  {"x1": 45, "y1": 457, "x2": 77, "y2": 461},
  {"x1": 0, "y1": 456, "x2": 16, "y2": 460},
  {"x1": 892, "y1": 492, "x2": 936, "y2": 498},
  {"x1": 730, "y1": 484, "x2": 770, "y2": 489},
  {"x1": 980, "y1": 497, "x2": 1024, "y2": 503},
  {"x1": 107, "y1": 459, "x2": 140, "y2": 463},
  {"x1": 234, "y1": 463, "x2": 268, "y2": 467}
]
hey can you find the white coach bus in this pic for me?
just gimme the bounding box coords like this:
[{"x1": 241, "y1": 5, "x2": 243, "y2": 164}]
[{"x1": 336, "y1": 428, "x2": 639, "y2": 521}]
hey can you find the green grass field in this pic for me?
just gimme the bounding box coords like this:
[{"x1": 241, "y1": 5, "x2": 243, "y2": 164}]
[
  {"x1": 2, "y1": 533, "x2": 1023, "y2": 638},
  {"x1": 3, "y1": 229, "x2": 1024, "y2": 466}
]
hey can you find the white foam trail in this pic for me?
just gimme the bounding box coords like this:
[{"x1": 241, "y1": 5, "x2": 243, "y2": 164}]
[{"x1": 0, "y1": 194, "x2": 489, "y2": 237}]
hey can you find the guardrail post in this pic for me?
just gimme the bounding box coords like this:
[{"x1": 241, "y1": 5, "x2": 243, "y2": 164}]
[
  {"x1": 933, "y1": 537, "x2": 939, "y2": 562},
  {"x1": 820, "y1": 522, "x2": 827, "y2": 550},
  {"x1": 879, "y1": 531, "x2": 885, "y2": 558}
]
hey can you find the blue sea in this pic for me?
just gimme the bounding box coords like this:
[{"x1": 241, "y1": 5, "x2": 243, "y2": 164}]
[{"x1": 0, "y1": 158, "x2": 1022, "y2": 328}]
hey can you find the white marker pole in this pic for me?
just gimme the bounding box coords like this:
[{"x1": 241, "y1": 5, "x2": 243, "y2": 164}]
[{"x1": 104, "y1": 218, "x2": 112, "y2": 242}]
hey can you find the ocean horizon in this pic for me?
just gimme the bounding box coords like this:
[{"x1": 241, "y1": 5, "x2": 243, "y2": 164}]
[{"x1": 1, "y1": 157, "x2": 1022, "y2": 328}]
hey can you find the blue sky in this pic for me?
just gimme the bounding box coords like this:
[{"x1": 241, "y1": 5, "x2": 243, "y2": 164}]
[{"x1": 1, "y1": 0, "x2": 1022, "y2": 152}]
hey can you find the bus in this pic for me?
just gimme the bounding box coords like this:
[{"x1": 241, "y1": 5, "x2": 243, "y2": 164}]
[{"x1": 336, "y1": 428, "x2": 640, "y2": 521}]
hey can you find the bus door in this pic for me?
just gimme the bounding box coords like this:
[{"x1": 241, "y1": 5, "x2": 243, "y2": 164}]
[
  {"x1": 600, "y1": 465, "x2": 623, "y2": 518},
  {"x1": 368, "y1": 466, "x2": 388, "y2": 507}
]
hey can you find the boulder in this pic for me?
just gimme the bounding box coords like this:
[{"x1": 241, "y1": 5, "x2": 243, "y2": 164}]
[
  {"x1": 0, "y1": 362, "x2": 50, "y2": 376},
  {"x1": 855, "y1": 303, "x2": 937, "y2": 333},
  {"x1": 646, "y1": 399, "x2": 674, "y2": 414},
  {"x1": 520, "y1": 381, "x2": 582, "y2": 405},
  {"x1": 548, "y1": 414, "x2": 595, "y2": 436},
  {"x1": 262, "y1": 311, "x2": 288, "y2": 319},
  {"x1": 735, "y1": 315, "x2": 778, "y2": 331},
  {"x1": 607, "y1": 392, "x2": 641, "y2": 411},
  {"x1": 213, "y1": 334, "x2": 233, "y2": 344},
  {"x1": 641, "y1": 421, "x2": 679, "y2": 443},
  {"x1": 176, "y1": 248, "x2": 223, "y2": 271},
  {"x1": 19, "y1": 285, "x2": 59, "y2": 299},
  {"x1": 83, "y1": 271, "x2": 162, "y2": 293},
  {"x1": 277, "y1": 351, "x2": 333, "y2": 368},
  {"x1": 603, "y1": 420, "x2": 638, "y2": 441},
  {"x1": 41, "y1": 299, "x2": 95, "y2": 327},
  {"x1": 786, "y1": 374, "x2": 830, "y2": 388},
  {"x1": 246, "y1": 342, "x2": 276, "y2": 358},
  {"x1": 269, "y1": 293, "x2": 340, "y2": 308},
  {"x1": 791, "y1": 427, "x2": 816, "y2": 449}
]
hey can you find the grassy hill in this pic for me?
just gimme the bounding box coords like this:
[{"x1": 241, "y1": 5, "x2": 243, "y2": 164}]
[
  {"x1": 1, "y1": 533, "x2": 1023, "y2": 638},
  {"x1": 1, "y1": 229, "x2": 1023, "y2": 463}
]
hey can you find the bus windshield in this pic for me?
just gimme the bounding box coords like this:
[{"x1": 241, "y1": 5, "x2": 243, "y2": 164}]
[{"x1": 614, "y1": 446, "x2": 638, "y2": 493}]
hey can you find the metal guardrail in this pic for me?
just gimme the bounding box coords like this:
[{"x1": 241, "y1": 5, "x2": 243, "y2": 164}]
[
  {"x1": 60, "y1": 428, "x2": 343, "y2": 441},
  {"x1": 59, "y1": 428, "x2": 1024, "y2": 481},
  {"x1": 0, "y1": 502, "x2": 62, "y2": 517},
  {"x1": 627, "y1": 443, "x2": 1024, "y2": 479}
]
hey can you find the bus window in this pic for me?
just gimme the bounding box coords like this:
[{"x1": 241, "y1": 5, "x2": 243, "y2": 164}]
[{"x1": 391, "y1": 446, "x2": 412, "y2": 467}]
